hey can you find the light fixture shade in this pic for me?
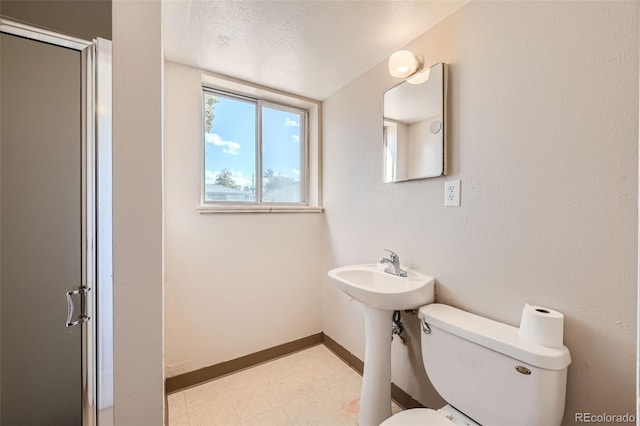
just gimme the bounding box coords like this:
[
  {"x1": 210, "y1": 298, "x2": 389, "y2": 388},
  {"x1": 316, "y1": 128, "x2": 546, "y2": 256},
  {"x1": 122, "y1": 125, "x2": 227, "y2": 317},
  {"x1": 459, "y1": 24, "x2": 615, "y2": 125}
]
[{"x1": 388, "y1": 50, "x2": 419, "y2": 78}]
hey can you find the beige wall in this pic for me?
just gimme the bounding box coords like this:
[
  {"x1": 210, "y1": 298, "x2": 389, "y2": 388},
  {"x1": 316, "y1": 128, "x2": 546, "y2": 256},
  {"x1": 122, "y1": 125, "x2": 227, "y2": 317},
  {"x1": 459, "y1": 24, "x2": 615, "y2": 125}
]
[
  {"x1": 113, "y1": 0, "x2": 164, "y2": 424},
  {"x1": 0, "y1": 0, "x2": 111, "y2": 41},
  {"x1": 322, "y1": 1, "x2": 638, "y2": 422},
  {"x1": 163, "y1": 61, "x2": 323, "y2": 378}
]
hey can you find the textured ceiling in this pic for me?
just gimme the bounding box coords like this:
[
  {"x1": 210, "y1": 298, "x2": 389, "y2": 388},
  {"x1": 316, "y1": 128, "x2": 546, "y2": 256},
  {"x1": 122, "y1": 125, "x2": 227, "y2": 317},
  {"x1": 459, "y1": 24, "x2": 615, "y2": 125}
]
[{"x1": 163, "y1": 0, "x2": 466, "y2": 100}]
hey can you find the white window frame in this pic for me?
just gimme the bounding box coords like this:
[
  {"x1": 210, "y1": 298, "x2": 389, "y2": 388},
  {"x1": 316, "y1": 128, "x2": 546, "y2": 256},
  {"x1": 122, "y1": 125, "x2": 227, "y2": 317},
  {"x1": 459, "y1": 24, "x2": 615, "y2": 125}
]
[{"x1": 198, "y1": 73, "x2": 322, "y2": 213}]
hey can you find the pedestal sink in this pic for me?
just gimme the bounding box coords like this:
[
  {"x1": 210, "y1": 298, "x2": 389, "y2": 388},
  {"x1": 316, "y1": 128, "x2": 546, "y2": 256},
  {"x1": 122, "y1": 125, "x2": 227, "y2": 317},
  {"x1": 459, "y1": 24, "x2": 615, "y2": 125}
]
[{"x1": 328, "y1": 264, "x2": 435, "y2": 426}]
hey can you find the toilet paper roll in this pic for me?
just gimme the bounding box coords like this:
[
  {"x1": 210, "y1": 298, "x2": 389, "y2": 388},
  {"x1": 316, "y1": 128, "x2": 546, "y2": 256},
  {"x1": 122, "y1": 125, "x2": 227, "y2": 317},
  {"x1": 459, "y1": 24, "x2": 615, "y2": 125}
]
[{"x1": 518, "y1": 303, "x2": 565, "y2": 348}]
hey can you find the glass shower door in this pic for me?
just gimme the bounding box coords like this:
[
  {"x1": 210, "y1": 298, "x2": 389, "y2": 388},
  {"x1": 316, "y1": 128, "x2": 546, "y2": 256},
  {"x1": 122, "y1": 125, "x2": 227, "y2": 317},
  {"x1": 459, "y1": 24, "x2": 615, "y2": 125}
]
[{"x1": 0, "y1": 32, "x2": 83, "y2": 425}]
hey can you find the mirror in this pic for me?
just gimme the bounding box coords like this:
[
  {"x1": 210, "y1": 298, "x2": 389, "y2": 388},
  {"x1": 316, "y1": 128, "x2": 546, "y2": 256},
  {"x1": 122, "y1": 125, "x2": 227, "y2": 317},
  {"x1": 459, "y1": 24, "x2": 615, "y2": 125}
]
[{"x1": 383, "y1": 62, "x2": 447, "y2": 182}]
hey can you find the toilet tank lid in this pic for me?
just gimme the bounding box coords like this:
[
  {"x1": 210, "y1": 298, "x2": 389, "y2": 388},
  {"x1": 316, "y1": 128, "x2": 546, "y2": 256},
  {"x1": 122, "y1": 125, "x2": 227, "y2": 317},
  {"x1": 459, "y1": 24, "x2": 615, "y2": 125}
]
[{"x1": 419, "y1": 304, "x2": 571, "y2": 370}]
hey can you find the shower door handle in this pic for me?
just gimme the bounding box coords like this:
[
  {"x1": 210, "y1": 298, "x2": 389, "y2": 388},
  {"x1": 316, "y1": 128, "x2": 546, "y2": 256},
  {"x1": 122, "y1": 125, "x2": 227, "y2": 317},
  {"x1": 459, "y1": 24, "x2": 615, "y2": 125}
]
[{"x1": 65, "y1": 287, "x2": 91, "y2": 327}]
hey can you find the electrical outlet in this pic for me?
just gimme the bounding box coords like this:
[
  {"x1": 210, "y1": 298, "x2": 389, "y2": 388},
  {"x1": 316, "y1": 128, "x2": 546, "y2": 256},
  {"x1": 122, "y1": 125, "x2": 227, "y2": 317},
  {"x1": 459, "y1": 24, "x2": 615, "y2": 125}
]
[{"x1": 444, "y1": 180, "x2": 461, "y2": 207}]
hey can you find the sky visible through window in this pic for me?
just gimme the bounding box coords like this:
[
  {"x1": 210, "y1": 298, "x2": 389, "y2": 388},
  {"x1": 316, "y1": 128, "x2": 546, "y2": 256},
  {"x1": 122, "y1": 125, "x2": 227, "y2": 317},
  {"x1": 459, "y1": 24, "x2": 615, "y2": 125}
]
[{"x1": 204, "y1": 92, "x2": 303, "y2": 202}]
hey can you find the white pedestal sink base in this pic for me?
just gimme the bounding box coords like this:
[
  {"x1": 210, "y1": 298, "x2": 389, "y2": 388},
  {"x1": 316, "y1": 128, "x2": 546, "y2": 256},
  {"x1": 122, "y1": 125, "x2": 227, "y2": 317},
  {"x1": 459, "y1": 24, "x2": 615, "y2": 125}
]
[
  {"x1": 327, "y1": 264, "x2": 435, "y2": 425},
  {"x1": 359, "y1": 306, "x2": 393, "y2": 426}
]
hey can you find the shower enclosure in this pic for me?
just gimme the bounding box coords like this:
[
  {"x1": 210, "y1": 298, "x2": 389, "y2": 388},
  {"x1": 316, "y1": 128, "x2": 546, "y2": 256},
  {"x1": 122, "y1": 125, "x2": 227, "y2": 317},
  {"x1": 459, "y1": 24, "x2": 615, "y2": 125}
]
[{"x1": 0, "y1": 19, "x2": 112, "y2": 425}]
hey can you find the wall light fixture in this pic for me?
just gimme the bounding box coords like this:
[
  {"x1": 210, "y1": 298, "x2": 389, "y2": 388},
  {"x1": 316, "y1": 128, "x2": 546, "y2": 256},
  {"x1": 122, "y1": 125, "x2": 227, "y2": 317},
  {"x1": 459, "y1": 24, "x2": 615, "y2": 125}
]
[{"x1": 388, "y1": 50, "x2": 423, "y2": 79}]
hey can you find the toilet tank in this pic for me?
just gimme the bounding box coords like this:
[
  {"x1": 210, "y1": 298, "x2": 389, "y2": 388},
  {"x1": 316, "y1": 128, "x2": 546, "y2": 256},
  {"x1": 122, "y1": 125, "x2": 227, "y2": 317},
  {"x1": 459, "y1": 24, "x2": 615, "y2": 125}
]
[{"x1": 419, "y1": 304, "x2": 571, "y2": 426}]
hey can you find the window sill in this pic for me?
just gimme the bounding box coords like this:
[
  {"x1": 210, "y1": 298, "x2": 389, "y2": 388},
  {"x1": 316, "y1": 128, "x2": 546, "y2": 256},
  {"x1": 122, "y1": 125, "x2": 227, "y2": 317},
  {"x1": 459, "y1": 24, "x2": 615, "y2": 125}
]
[{"x1": 197, "y1": 205, "x2": 324, "y2": 214}]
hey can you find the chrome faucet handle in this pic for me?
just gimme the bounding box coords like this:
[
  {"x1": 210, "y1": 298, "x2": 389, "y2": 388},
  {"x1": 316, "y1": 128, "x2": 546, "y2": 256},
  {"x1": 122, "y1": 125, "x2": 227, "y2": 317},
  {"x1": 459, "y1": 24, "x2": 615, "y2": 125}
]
[{"x1": 383, "y1": 249, "x2": 398, "y2": 261}]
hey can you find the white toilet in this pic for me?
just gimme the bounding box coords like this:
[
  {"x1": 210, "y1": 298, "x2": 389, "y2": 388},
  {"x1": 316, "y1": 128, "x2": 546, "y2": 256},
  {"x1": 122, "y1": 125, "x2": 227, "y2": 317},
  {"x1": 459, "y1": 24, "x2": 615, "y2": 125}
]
[{"x1": 381, "y1": 303, "x2": 571, "y2": 426}]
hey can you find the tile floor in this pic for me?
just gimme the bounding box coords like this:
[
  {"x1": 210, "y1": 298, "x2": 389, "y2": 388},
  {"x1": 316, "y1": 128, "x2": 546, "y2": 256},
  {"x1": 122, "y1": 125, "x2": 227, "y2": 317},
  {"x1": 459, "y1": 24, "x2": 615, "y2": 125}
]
[{"x1": 167, "y1": 344, "x2": 402, "y2": 426}]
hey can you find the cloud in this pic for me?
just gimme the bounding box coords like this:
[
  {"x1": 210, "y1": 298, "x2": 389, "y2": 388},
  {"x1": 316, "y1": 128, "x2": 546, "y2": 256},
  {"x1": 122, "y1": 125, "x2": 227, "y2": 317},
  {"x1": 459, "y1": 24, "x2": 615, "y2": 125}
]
[
  {"x1": 291, "y1": 135, "x2": 300, "y2": 143},
  {"x1": 232, "y1": 170, "x2": 253, "y2": 188},
  {"x1": 291, "y1": 168, "x2": 300, "y2": 178},
  {"x1": 205, "y1": 170, "x2": 218, "y2": 184},
  {"x1": 284, "y1": 117, "x2": 300, "y2": 127},
  {"x1": 205, "y1": 133, "x2": 240, "y2": 155}
]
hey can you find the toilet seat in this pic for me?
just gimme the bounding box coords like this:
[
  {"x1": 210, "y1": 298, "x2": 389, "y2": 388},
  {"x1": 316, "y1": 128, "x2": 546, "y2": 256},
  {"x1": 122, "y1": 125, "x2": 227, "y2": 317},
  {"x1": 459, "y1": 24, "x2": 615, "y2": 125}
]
[
  {"x1": 381, "y1": 405, "x2": 480, "y2": 426},
  {"x1": 380, "y1": 408, "x2": 456, "y2": 426}
]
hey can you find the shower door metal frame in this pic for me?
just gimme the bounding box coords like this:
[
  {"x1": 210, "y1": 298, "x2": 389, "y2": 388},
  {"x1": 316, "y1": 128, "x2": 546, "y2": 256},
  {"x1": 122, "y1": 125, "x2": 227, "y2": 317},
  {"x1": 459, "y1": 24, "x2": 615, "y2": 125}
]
[{"x1": 0, "y1": 19, "x2": 113, "y2": 426}]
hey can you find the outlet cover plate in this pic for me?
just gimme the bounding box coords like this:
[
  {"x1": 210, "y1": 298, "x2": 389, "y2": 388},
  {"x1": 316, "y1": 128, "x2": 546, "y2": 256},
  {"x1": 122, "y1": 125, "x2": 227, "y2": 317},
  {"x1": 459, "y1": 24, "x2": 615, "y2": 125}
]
[{"x1": 444, "y1": 180, "x2": 461, "y2": 207}]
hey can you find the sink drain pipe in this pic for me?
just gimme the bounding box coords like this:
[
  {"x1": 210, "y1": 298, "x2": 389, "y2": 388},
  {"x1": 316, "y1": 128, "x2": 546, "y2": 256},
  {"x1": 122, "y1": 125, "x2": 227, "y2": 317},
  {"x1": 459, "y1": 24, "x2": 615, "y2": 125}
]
[{"x1": 392, "y1": 310, "x2": 405, "y2": 343}]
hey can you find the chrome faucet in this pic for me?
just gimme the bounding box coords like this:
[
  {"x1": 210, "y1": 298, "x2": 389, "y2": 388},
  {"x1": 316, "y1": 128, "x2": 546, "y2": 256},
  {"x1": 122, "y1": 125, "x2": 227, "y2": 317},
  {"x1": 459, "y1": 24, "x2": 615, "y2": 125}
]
[{"x1": 379, "y1": 249, "x2": 407, "y2": 277}]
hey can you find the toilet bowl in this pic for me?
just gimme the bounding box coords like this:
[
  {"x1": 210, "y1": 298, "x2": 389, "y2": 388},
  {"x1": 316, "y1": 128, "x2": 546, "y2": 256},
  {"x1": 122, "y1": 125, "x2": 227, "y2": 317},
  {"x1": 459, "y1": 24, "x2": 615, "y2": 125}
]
[{"x1": 381, "y1": 303, "x2": 571, "y2": 426}]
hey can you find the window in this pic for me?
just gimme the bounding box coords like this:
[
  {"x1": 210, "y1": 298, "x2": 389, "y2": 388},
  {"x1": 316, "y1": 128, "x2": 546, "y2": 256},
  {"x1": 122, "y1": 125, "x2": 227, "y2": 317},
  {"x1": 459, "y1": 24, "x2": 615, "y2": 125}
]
[{"x1": 203, "y1": 88, "x2": 307, "y2": 205}]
